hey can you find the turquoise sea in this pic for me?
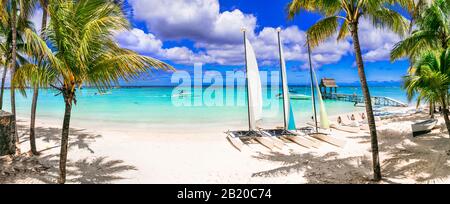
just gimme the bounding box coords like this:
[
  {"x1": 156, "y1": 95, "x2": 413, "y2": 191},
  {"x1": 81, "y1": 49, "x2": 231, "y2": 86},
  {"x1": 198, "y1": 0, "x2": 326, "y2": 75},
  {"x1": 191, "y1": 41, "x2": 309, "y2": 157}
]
[{"x1": 1, "y1": 86, "x2": 408, "y2": 130}]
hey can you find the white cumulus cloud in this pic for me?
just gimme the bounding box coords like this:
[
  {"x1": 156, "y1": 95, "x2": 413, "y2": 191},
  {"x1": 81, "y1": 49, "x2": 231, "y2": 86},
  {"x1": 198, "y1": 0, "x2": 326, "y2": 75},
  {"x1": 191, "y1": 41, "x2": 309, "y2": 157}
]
[{"x1": 115, "y1": 0, "x2": 402, "y2": 67}]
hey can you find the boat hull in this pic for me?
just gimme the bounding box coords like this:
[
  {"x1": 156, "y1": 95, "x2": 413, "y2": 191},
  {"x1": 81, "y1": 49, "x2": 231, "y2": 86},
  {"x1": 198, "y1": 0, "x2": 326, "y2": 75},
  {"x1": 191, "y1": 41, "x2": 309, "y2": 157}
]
[{"x1": 411, "y1": 119, "x2": 438, "y2": 137}]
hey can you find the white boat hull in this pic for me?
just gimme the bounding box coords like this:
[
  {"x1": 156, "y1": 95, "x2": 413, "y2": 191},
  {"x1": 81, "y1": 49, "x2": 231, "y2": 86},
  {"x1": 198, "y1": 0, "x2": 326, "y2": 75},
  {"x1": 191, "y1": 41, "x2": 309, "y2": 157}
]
[{"x1": 411, "y1": 119, "x2": 438, "y2": 137}]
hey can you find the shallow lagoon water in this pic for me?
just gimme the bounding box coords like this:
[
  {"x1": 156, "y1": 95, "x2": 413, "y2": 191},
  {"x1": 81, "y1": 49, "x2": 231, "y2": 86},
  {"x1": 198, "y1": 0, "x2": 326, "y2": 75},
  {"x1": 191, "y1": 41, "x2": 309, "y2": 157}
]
[{"x1": 1, "y1": 86, "x2": 408, "y2": 130}]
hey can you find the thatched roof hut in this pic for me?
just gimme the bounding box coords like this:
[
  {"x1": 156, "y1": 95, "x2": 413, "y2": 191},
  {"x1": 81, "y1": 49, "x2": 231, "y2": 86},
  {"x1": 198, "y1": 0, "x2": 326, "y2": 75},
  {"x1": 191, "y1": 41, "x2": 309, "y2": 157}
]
[{"x1": 320, "y1": 78, "x2": 338, "y2": 88}]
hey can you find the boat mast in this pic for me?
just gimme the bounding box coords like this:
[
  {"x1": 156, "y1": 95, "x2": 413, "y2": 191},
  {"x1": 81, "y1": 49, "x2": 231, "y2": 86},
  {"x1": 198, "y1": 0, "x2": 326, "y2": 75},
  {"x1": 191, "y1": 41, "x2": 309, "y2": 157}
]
[
  {"x1": 243, "y1": 29, "x2": 252, "y2": 131},
  {"x1": 277, "y1": 28, "x2": 288, "y2": 129},
  {"x1": 307, "y1": 35, "x2": 319, "y2": 133}
]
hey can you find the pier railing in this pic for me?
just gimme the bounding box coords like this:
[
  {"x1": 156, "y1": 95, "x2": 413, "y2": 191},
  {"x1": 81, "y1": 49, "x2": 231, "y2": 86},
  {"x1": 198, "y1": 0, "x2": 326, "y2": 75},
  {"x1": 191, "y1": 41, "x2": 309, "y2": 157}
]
[{"x1": 323, "y1": 93, "x2": 408, "y2": 107}]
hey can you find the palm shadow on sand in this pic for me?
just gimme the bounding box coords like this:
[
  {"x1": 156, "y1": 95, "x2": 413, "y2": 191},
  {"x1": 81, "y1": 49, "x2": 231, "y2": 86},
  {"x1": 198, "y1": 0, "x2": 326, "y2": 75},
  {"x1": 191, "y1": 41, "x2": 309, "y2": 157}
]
[
  {"x1": 1, "y1": 123, "x2": 137, "y2": 184},
  {"x1": 18, "y1": 123, "x2": 102, "y2": 153},
  {"x1": 380, "y1": 132, "x2": 450, "y2": 183},
  {"x1": 251, "y1": 152, "x2": 373, "y2": 184},
  {"x1": 252, "y1": 127, "x2": 450, "y2": 184},
  {"x1": 1, "y1": 154, "x2": 137, "y2": 184}
]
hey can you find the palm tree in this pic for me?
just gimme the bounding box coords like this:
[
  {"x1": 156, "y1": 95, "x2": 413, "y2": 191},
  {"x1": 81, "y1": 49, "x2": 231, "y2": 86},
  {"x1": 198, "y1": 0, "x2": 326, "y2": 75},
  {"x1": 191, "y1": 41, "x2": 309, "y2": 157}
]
[
  {"x1": 399, "y1": 0, "x2": 434, "y2": 33},
  {"x1": 0, "y1": 3, "x2": 34, "y2": 112},
  {"x1": 391, "y1": 0, "x2": 449, "y2": 60},
  {"x1": 0, "y1": 3, "x2": 6, "y2": 102},
  {"x1": 27, "y1": 0, "x2": 48, "y2": 155},
  {"x1": 0, "y1": 23, "x2": 25, "y2": 111},
  {"x1": 0, "y1": 27, "x2": 7, "y2": 110},
  {"x1": 287, "y1": 0, "x2": 408, "y2": 181},
  {"x1": 403, "y1": 49, "x2": 450, "y2": 136},
  {"x1": 1, "y1": 0, "x2": 37, "y2": 155},
  {"x1": 22, "y1": 0, "x2": 173, "y2": 184}
]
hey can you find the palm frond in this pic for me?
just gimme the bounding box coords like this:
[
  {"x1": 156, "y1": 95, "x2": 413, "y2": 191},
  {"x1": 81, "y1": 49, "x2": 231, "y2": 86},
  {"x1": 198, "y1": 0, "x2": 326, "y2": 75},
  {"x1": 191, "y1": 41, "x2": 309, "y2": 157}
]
[
  {"x1": 391, "y1": 30, "x2": 438, "y2": 61},
  {"x1": 307, "y1": 16, "x2": 339, "y2": 48},
  {"x1": 337, "y1": 19, "x2": 349, "y2": 41},
  {"x1": 366, "y1": 7, "x2": 409, "y2": 37}
]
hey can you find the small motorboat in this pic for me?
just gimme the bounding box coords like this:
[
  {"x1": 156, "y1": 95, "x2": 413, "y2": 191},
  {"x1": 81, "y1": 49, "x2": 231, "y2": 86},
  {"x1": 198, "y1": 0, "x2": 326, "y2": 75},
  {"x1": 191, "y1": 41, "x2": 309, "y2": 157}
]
[
  {"x1": 277, "y1": 93, "x2": 311, "y2": 100},
  {"x1": 172, "y1": 91, "x2": 192, "y2": 98},
  {"x1": 411, "y1": 119, "x2": 438, "y2": 137}
]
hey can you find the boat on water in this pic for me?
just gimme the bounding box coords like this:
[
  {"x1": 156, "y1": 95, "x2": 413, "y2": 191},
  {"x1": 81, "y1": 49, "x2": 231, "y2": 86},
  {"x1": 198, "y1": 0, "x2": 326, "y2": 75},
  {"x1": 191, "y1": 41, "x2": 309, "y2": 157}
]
[
  {"x1": 411, "y1": 119, "x2": 438, "y2": 137},
  {"x1": 172, "y1": 90, "x2": 192, "y2": 97},
  {"x1": 276, "y1": 93, "x2": 311, "y2": 100}
]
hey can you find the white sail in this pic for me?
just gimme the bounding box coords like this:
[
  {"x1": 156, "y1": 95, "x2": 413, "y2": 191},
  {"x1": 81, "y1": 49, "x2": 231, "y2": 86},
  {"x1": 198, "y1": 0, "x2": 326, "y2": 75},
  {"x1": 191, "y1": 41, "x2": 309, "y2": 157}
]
[
  {"x1": 277, "y1": 31, "x2": 296, "y2": 130},
  {"x1": 245, "y1": 38, "x2": 263, "y2": 130},
  {"x1": 312, "y1": 68, "x2": 330, "y2": 129}
]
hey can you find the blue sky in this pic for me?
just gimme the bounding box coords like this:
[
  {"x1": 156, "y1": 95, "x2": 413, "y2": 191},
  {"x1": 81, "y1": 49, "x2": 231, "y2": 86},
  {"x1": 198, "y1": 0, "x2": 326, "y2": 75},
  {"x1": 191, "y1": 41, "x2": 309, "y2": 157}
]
[{"x1": 30, "y1": 0, "x2": 410, "y2": 86}]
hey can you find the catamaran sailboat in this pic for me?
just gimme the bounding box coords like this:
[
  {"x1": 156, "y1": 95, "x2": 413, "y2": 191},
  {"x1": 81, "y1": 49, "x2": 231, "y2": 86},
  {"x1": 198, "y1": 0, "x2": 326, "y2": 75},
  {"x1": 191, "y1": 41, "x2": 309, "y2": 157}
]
[
  {"x1": 260, "y1": 29, "x2": 326, "y2": 149},
  {"x1": 260, "y1": 29, "x2": 298, "y2": 137},
  {"x1": 303, "y1": 37, "x2": 346, "y2": 147},
  {"x1": 226, "y1": 29, "x2": 276, "y2": 151}
]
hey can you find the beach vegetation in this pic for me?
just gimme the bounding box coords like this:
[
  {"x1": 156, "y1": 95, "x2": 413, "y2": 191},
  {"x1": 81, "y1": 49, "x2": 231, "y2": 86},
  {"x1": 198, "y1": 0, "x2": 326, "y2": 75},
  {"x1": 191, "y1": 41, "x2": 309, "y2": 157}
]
[{"x1": 404, "y1": 49, "x2": 450, "y2": 143}]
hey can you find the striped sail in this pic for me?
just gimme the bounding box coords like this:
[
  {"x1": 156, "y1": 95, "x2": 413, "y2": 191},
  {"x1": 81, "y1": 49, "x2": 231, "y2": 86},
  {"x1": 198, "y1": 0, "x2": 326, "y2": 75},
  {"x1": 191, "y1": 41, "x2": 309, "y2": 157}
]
[
  {"x1": 277, "y1": 31, "x2": 296, "y2": 130},
  {"x1": 244, "y1": 37, "x2": 263, "y2": 130}
]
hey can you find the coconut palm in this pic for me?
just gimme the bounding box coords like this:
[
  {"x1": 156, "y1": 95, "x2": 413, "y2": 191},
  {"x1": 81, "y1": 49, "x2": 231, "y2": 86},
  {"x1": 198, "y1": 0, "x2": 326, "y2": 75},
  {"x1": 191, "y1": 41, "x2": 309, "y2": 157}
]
[
  {"x1": 27, "y1": 0, "x2": 48, "y2": 155},
  {"x1": 0, "y1": 0, "x2": 37, "y2": 154},
  {"x1": 0, "y1": 6, "x2": 34, "y2": 111},
  {"x1": 391, "y1": 0, "x2": 449, "y2": 61},
  {"x1": 403, "y1": 49, "x2": 450, "y2": 136},
  {"x1": 404, "y1": 67, "x2": 439, "y2": 118},
  {"x1": 22, "y1": 0, "x2": 173, "y2": 184},
  {"x1": 0, "y1": 0, "x2": 33, "y2": 109},
  {"x1": 397, "y1": 0, "x2": 434, "y2": 33},
  {"x1": 287, "y1": 0, "x2": 408, "y2": 181}
]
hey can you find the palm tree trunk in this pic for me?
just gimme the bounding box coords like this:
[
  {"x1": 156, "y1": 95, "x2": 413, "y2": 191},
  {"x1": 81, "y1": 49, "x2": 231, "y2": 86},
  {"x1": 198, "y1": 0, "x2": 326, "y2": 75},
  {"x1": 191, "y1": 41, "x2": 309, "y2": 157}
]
[
  {"x1": 10, "y1": 1, "x2": 19, "y2": 155},
  {"x1": 58, "y1": 92, "x2": 73, "y2": 184},
  {"x1": 0, "y1": 63, "x2": 7, "y2": 110},
  {"x1": 350, "y1": 22, "x2": 382, "y2": 181},
  {"x1": 29, "y1": 86, "x2": 39, "y2": 155},
  {"x1": 29, "y1": 0, "x2": 48, "y2": 155},
  {"x1": 430, "y1": 101, "x2": 434, "y2": 118},
  {"x1": 441, "y1": 96, "x2": 450, "y2": 135}
]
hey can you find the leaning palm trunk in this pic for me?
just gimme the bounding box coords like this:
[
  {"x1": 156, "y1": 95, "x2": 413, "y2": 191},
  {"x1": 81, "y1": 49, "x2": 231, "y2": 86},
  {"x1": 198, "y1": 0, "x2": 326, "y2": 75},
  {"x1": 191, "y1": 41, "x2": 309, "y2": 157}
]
[
  {"x1": 10, "y1": 2, "x2": 19, "y2": 155},
  {"x1": 58, "y1": 90, "x2": 73, "y2": 184},
  {"x1": 0, "y1": 63, "x2": 7, "y2": 110},
  {"x1": 350, "y1": 22, "x2": 382, "y2": 181}
]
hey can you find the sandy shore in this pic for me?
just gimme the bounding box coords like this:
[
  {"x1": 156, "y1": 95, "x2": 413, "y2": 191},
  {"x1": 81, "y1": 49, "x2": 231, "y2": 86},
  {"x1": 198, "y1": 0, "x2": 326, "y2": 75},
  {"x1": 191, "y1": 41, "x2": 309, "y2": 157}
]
[{"x1": 1, "y1": 106, "x2": 450, "y2": 184}]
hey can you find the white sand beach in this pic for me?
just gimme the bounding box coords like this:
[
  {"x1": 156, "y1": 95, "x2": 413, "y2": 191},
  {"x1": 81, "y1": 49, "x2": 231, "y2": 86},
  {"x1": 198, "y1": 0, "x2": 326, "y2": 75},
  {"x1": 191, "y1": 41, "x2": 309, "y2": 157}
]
[{"x1": 1, "y1": 106, "x2": 450, "y2": 184}]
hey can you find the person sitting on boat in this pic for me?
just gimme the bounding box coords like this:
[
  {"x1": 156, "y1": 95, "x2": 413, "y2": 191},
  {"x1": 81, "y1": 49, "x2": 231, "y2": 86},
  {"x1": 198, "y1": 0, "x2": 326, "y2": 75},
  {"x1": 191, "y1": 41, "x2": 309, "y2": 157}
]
[{"x1": 351, "y1": 114, "x2": 356, "y2": 121}]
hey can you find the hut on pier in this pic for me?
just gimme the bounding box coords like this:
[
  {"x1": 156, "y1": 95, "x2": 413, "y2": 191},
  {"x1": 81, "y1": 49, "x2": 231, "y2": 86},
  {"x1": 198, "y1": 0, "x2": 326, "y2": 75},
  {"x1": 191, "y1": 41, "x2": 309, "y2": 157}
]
[{"x1": 319, "y1": 78, "x2": 338, "y2": 97}]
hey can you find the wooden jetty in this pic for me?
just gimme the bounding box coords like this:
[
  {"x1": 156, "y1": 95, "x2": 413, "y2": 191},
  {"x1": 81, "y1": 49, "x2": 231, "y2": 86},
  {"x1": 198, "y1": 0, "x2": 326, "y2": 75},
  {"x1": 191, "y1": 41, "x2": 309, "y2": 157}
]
[
  {"x1": 319, "y1": 78, "x2": 407, "y2": 107},
  {"x1": 323, "y1": 93, "x2": 407, "y2": 107}
]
